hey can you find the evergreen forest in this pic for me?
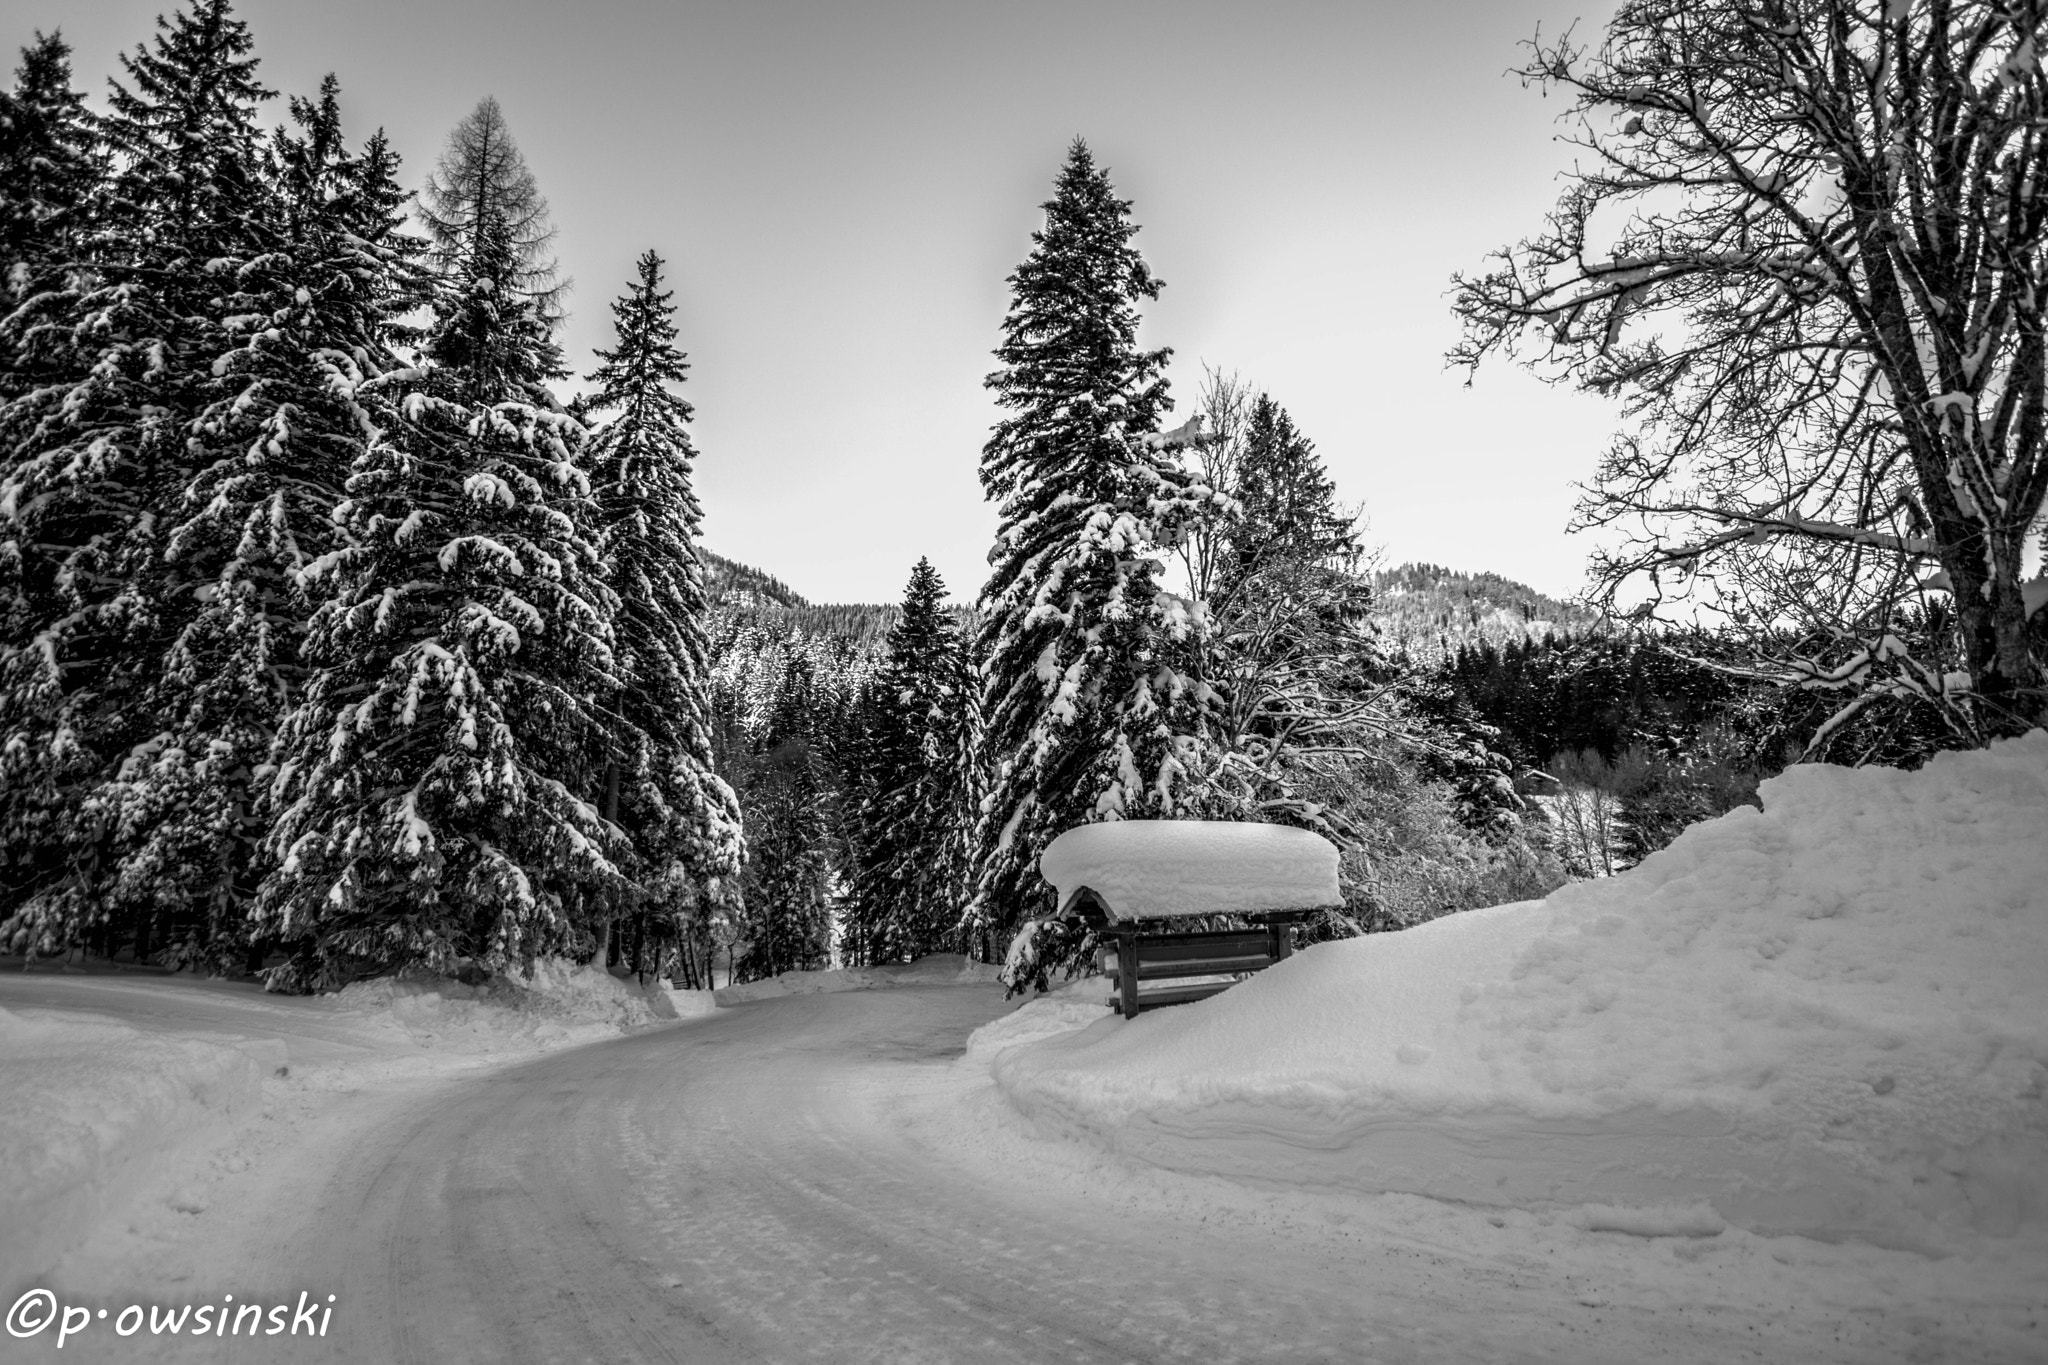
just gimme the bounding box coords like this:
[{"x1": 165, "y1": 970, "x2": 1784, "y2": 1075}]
[{"x1": 2, "y1": 2, "x2": 2041, "y2": 994}]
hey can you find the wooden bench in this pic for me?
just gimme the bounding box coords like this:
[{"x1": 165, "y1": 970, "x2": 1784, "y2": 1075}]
[
  {"x1": 1097, "y1": 916, "x2": 1308, "y2": 1017},
  {"x1": 1039, "y1": 820, "x2": 1343, "y2": 1020}
]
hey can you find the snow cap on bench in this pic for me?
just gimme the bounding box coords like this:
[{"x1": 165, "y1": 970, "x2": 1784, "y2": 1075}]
[{"x1": 1040, "y1": 820, "x2": 1341, "y2": 923}]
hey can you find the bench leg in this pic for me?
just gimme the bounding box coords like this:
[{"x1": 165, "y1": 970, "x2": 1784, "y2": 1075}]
[
  {"x1": 1270, "y1": 920, "x2": 1292, "y2": 962},
  {"x1": 1117, "y1": 929, "x2": 1140, "y2": 1018}
]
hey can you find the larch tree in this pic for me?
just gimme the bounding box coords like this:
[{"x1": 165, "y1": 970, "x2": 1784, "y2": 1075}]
[
  {"x1": 256, "y1": 206, "x2": 623, "y2": 989},
  {"x1": 965, "y1": 139, "x2": 1228, "y2": 969},
  {"x1": 0, "y1": 0, "x2": 272, "y2": 959},
  {"x1": 418, "y1": 96, "x2": 564, "y2": 320},
  {"x1": 842, "y1": 557, "x2": 978, "y2": 965},
  {"x1": 1453, "y1": 0, "x2": 2048, "y2": 751},
  {"x1": 582, "y1": 250, "x2": 744, "y2": 968}
]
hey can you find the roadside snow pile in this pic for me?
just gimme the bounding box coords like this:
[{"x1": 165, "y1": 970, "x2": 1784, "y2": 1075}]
[
  {"x1": 992, "y1": 732, "x2": 2048, "y2": 1251},
  {"x1": 1041, "y1": 820, "x2": 1340, "y2": 920},
  {"x1": 963, "y1": 985, "x2": 1114, "y2": 1066},
  {"x1": 716, "y1": 954, "x2": 1001, "y2": 1005},
  {"x1": 328, "y1": 958, "x2": 679, "y2": 1052},
  {"x1": 664, "y1": 987, "x2": 719, "y2": 1020},
  {"x1": 0, "y1": 1007, "x2": 274, "y2": 1287}
]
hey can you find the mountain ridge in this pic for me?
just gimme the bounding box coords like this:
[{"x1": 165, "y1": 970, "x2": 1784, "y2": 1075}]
[{"x1": 701, "y1": 549, "x2": 1606, "y2": 661}]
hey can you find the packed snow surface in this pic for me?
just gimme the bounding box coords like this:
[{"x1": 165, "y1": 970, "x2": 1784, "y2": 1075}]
[
  {"x1": 0, "y1": 1008, "x2": 271, "y2": 1291},
  {"x1": 0, "y1": 958, "x2": 687, "y2": 1286},
  {"x1": 994, "y1": 732, "x2": 2048, "y2": 1251},
  {"x1": 1039, "y1": 820, "x2": 1340, "y2": 920},
  {"x1": 715, "y1": 954, "x2": 1000, "y2": 1005},
  {"x1": 9, "y1": 958, "x2": 2037, "y2": 1360}
]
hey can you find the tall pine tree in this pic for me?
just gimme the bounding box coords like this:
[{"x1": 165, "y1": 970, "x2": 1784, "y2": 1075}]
[
  {"x1": 1214, "y1": 395, "x2": 1360, "y2": 609},
  {"x1": 0, "y1": 31, "x2": 98, "y2": 301},
  {"x1": 95, "y1": 80, "x2": 432, "y2": 968},
  {"x1": 842, "y1": 558, "x2": 977, "y2": 965},
  {"x1": 0, "y1": 0, "x2": 273, "y2": 958},
  {"x1": 966, "y1": 140, "x2": 1226, "y2": 961},
  {"x1": 257, "y1": 205, "x2": 622, "y2": 988},
  {"x1": 582, "y1": 250, "x2": 743, "y2": 964}
]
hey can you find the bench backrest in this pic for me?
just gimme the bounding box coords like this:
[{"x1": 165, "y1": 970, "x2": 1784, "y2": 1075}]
[{"x1": 1100, "y1": 920, "x2": 1297, "y2": 1017}]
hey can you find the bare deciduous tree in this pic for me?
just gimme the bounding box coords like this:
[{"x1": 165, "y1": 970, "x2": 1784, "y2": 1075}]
[
  {"x1": 1453, "y1": 0, "x2": 2048, "y2": 749},
  {"x1": 420, "y1": 95, "x2": 565, "y2": 317},
  {"x1": 1174, "y1": 372, "x2": 1432, "y2": 836}
]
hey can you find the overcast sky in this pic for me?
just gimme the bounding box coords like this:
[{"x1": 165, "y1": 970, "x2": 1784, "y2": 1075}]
[{"x1": 28, "y1": 0, "x2": 1623, "y2": 606}]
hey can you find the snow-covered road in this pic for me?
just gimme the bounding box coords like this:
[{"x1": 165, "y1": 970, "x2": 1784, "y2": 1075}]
[{"x1": 19, "y1": 980, "x2": 2035, "y2": 1364}]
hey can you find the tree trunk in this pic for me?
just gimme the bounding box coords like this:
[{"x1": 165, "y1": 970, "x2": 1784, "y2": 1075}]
[
  {"x1": 592, "y1": 758, "x2": 620, "y2": 970},
  {"x1": 131, "y1": 902, "x2": 152, "y2": 963}
]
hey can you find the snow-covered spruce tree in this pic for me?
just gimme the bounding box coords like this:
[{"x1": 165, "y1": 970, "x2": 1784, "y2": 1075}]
[
  {"x1": 966, "y1": 140, "x2": 1228, "y2": 972},
  {"x1": 730, "y1": 649, "x2": 835, "y2": 982},
  {"x1": 733, "y1": 738, "x2": 833, "y2": 981},
  {"x1": 583, "y1": 250, "x2": 743, "y2": 965},
  {"x1": 93, "y1": 81, "x2": 433, "y2": 970},
  {"x1": 0, "y1": 29, "x2": 101, "y2": 935},
  {"x1": 418, "y1": 96, "x2": 563, "y2": 320},
  {"x1": 0, "y1": 31, "x2": 99, "y2": 303},
  {"x1": 841, "y1": 558, "x2": 977, "y2": 965},
  {"x1": 256, "y1": 207, "x2": 623, "y2": 990},
  {"x1": 0, "y1": 0, "x2": 272, "y2": 958}
]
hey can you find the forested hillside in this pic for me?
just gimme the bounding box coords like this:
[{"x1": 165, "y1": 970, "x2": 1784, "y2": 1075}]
[
  {"x1": 702, "y1": 550, "x2": 809, "y2": 610},
  {"x1": 702, "y1": 551, "x2": 1605, "y2": 669},
  {"x1": 1369, "y1": 563, "x2": 1603, "y2": 662}
]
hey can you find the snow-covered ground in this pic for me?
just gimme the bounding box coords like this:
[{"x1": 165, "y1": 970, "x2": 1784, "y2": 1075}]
[
  {"x1": 3, "y1": 739, "x2": 2042, "y2": 1360},
  {"x1": 0, "y1": 959, "x2": 688, "y2": 1293},
  {"x1": 713, "y1": 953, "x2": 1000, "y2": 1004},
  {"x1": 985, "y1": 733, "x2": 2048, "y2": 1260},
  {"x1": 3, "y1": 964, "x2": 2040, "y2": 1360}
]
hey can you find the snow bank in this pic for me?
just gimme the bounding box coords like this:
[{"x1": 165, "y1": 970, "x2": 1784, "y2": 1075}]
[
  {"x1": 0, "y1": 1007, "x2": 274, "y2": 1288},
  {"x1": 327, "y1": 958, "x2": 680, "y2": 1052},
  {"x1": 992, "y1": 733, "x2": 2048, "y2": 1251},
  {"x1": 663, "y1": 987, "x2": 719, "y2": 1020},
  {"x1": 716, "y1": 955, "x2": 1001, "y2": 1005},
  {"x1": 1040, "y1": 820, "x2": 1340, "y2": 920},
  {"x1": 963, "y1": 987, "x2": 1115, "y2": 1067}
]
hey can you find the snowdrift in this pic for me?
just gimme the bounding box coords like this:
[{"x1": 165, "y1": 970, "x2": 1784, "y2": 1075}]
[
  {"x1": 988, "y1": 732, "x2": 2048, "y2": 1251},
  {"x1": 328, "y1": 957, "x2": 683, "y2": 1052},
  {"x1": 0, "y1": 1007, "x2": 274, "y2": 1289}
]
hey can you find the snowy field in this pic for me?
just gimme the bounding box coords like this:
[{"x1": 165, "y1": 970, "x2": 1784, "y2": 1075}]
[{"x1": 1, "y1": 738, "x2": 2042, "y2": 1361}]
